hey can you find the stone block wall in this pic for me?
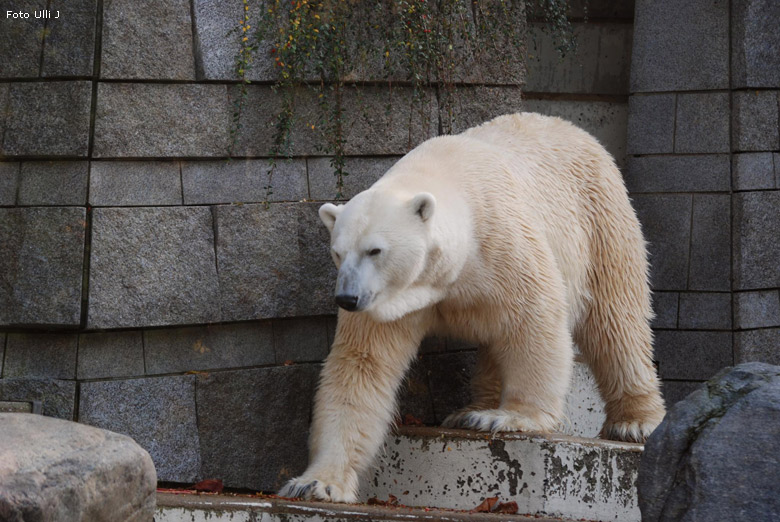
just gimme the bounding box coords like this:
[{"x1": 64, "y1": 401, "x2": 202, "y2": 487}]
[
  {"x1": 627, "y1": 0, "x2": 780, "y2": 404},
  {"x1": 1, "y1": 0, "x2": 633, "y2": 489}
]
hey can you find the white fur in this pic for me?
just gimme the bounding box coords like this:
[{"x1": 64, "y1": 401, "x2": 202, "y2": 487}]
[{"x1": 279, "y1": 113, "x2": 666, "y2": 503}]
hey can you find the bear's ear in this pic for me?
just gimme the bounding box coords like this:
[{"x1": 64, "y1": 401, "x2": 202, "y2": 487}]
[
  {"x1": 319, "y1": 203, "x2": 343, "y2": 233},
  {"x1": 410, "y1": 192, "x2": 436, "y2": 222}
]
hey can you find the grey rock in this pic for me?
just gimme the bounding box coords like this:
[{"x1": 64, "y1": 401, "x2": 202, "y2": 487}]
[
  {"x1": 731, "y1": 0, "x2": 780, "y2": 88},
  {"x1": 674, "y1": 92, "x2": 730, "y2": 153},
  {"x1": 308, "y1": 156, "x2": 399, "y2": 201},
  {"x1": 442, "y1": 86, "x2": 524, "y2": 135},
  {"x1": 526, "y1": 23, "x2": 632, "y2": 95},
  {"x1": 144, "y1": 322, "x2": 274, "y2": 375},
  {"x1": 181, "y1": 159, "x2": 307, "y2": 204},
  {"x1": 733, "y1": 152, "x2": 775, "y2": 191},
  {"x1": 678, "y1": 292, "x2": 731, "y2": 330},
  {"x1": 87, "y1": 207, "x2": 221, "y2": 329},
  {"x1": 689, "y1": 194, "x2": 731, "y2": 291},
  {"x1": 93, "y1": 83, "x2": 231, "y2": 157},
  {"x1": 77, "y1": 331, "x2": 145, "y2": 379},
  {"x1": 0, "y1": 333, "x2": 4, "y2": 375},
  {"x1": 18, "y1": 161, "x2": 88, "y2": 205},
  {"x1": 215, "y1": 203, "x2": 336, "y2": 322},
  {"x1": 41, "y1": 0, "x2": 98, "y2": 77},
  {"x1": 192, "y1": 0, "x2": 276, "y2": 81},
  {"x1": 661, "y1": 380, "x2": 702, "y2": 408},
  {"x1": 630, "y1": 0, "x2": 728, "y2": 92},
  {"x1": 424, "y1": 351, "x2": 477, "y2": 423},
  {"x1": 625, "y1": 155, "x2": 730, "y2": 193},
  {"x1": 0, "y1": 162, "x2": 19, "y2": 205},
  {"x1": 732, "y1": 90, "x2": 780, "y2": 152},
  {"x1": 654, "y1": 330, "x2": 732, "y2": 380},
  {"x1": 0, "y1": 413, "x2": 156, "y2": 522},
  {"x1": 2, "y1": 81, "x2": 92, "y2": 156},
  {"x1": 734, "y1": 290, "x2": 780, "y2": 330},
  {"x1": 273, "y1": 317, "x2": 330, "y2": 363},
  {"x1": 3, "y1": 333, "x2": 77, "y2": 379},
  {"x1": 89, "y1": 161, "x2": 182, "y2": 206},
  {"x1": 522, "y1": 99, "x2": 628, "y2": 166},
  {"x1": 632, "y1": 195, "x2": 692, "y2": 291},
  {"x1": 0, "y1": 83, "x2": 7, "y2": 139},
  {"x1": 639, "y1": 363, "x2": 780, "y2": 522},
  {"x1": 626, "y1": 94, "x2": 676, "y2": 155},
  {"x1": 651, "y1": 292, "x2": 678, "y2": 329},
  {"x1": 0, "y1": 0, "x2": 45, "y2": 78},
  {"x1": 80, "y1": 375, "x2": 201, "y2": 483},
  {"x1": 196, "y1": 365, "x2": 319, "y2": 491},
  {"x1": 733, "y1": 191, "x2": 780, "y2": 289},
  {"x1": 775, "y1": 153, "x2": 780, "y2": 188},
  {"x1": 0, "y1": 207, "x2": 85, "y2": 327},
  {"x1": 101, "y1": 0, "x2": 195, "y2": 80},
  {"x1": 735, "y1": 329, "x2": 780, "y2": 366},
  {"x1": 0, "y1": 378, "x2": 76, "y2": 419}
]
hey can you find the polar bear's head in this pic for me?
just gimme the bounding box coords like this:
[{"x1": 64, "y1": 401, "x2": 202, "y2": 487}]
[{"x1": 319, "y1": 189, "x2": 438, "y2": 322}]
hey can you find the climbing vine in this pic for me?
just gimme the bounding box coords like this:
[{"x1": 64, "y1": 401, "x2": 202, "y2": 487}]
[{"x1": 232, "y1": 0, "x2": 576, "y2": 201}]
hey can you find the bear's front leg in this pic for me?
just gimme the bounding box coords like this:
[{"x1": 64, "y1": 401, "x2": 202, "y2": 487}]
[{"x1": 279, "y1": 309, "x2": 428, "y2": 502}]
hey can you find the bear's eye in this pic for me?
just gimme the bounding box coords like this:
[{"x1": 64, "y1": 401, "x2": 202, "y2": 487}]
[{"x1": 368, "y1": 248, "x2": 382, "y2": 257}]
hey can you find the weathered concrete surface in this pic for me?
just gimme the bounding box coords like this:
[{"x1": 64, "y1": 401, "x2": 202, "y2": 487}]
[
  {"x1": 0, "y1": 413, "x2": 156, "y2": 522},
  {"x1": 360, "y1": 427, "x2": 642, "y2": 522},
  {"x1": 638, "y1": 362, "x2": 780, "y2": 521}
]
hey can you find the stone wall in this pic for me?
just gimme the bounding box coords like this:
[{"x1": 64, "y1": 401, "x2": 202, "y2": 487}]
[
  {"x1": 1, "y1": 0, "x2": 633, "y2": 489},
  {"x1": 627, "y1": 0, "x2": 780, "y2": 404}
]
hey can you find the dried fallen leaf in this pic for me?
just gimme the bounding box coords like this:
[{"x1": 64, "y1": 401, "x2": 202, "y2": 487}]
[
  {"x1": 367, "y1": 495, "x2": 399, "y2": 506},
  {"x1": 193, "y1": 479, "x2": 224, "y2": 493},
  {"x1": 473, "y1": 496, "x2": 498, "y2": 513},
  {"x1": 402, "y1": 414, "x2": 424, "y2": 426},
  {"x1": 494, "y1": 501, "x2": 519, "y2": 514}
]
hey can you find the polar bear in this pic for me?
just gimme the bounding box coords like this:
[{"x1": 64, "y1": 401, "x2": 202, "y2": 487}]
[{"x1": 279, "y1": 113, "x2": 666, "y2": 503}]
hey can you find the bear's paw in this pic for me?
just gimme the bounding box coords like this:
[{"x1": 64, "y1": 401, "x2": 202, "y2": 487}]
[
  {"x1": 443, "y1": 409, "x2": 551, "y2": 433},
  {"x1": 600, "y1": 419, "x2": 660, "y2": 443},
  {"x1": 278, "y1": 472, "x2": 358, "y2": 503}
]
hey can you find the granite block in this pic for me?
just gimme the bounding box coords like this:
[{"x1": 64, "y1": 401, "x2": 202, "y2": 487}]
[
  {"x1": 0, "y1": 0, "x2": 46, "y2": 78},
  {"x1": 397, "y1": 356, "x2": 436, "y2": 425},
  {"x1": 41, "y1": 0, "x2": 98, "y2": 77},
  {"x1": 731, "y1": 0, "x2": 780, "y2": 88},
  {"x1": 733, "y1": 153, "x2": 776, "y2": 191},
  {"x1": 424, "y1": 351, "x2": 477, "y2": 423},
  {"x1": 661, "y1": 380, "x2": 702, "y2": 407},
  {"x1": 181, "y1": 159, "x2": 307, "y2": 204},
  {"x1": 632, "y1": 194, "x2": 692, "y2": 291},
  {"x1": 0, "y1": 333, "x2": 4, "y2": 376},
  {"x1": 215, "y1": 203, "x2": 336, "y2": 322},
  {"x1": 3, "y1": 333, "x2": 77, "y2": 379},
  {"x1": 2, "y1": 81, "x2": 92, "y2": 156},
  {"x1": 626, "y1": 94, "x2": 675, "y2": 155},
  {"x1": 77, "y1": 331, "x2": 145, "y2": 379},
  {"x1": 87, "y1": 207, "x2": 221, "y2": 329},
  {"x1": 689, "y1": 194, "x2": 731, "y2": 291},
  {"x1": 93, "y1": 83, "x2": 231, "y2": 157},
  {"x1": 674, "y1": 92, "x2": 730, "y2": 153},
  {"x1": 654, "y1": 330, "x2": 733, "y2": 380},
  {"x1": 733, "y1": 191, "x2": 780, "y2": 290},
  {"x1": 441, "y1": 86, "x2": 525, "y2": 135},
  {"x1": 630, "y1": 0, "x2": 728, "y2": 92},
  {"x1": 89, "y1": 161, "x2": 182, "y2": 206},
  {"x1": 101, "y1": 0, "x2": 195, "y2": 80},
  {"x1": 0, "y1": 162, "x2": 19, "y2": 205},
  {"x1": 80, "y1": 376, "x2": 201, "y2": 482},
  {"x1": 308, "y1": 156, "x2": 399, "y2": 201},
  {"x1": 0, "y1": 207, "x2": 85, "y2": 327},
  {"x1": 734, "y1": 290, "x2": 780, "y2": 330},
  {"x1": 144, "y1": 322, "x2": 275, "y2": 374},
  {"x1": 652, "y1": 291, "x2": 679, "y2": 329},
  {"x1": 678, "y1": 293, "x2": 732, "y2": 330},
  {"x1": 625, "y1": 155, "x2": 730, "y2": 193},
  {"x1": 273, "y1": 317, "x2": 330, "y2": 363},
  {"x1": 735, "y1": 328, "x2": 780, "y2": 366},
  {"x1": 195, "y1": 365, "x2": 318, "y2": 491},
  {"x1": 732, "y1": 90, "x2": 780, "y2": 152},
  {"x1": 18, "y1": 161, "x2": 88, "y2": 205},
  {"x1": 0, "y1": 378, "x2": 76, "y2": 419}
]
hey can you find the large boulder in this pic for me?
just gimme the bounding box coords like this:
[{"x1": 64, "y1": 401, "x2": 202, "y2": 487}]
[
  {"x1": 0, "y1": 413, "x2": 156, "y2": 522},
  {"x1": 638, "y1": 362, "x2": 780, "y2": 521}
]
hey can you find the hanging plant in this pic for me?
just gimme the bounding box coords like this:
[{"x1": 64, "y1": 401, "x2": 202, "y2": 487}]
[{"x1": 232, "y1": 0, "x2": 575, "y2": 202}]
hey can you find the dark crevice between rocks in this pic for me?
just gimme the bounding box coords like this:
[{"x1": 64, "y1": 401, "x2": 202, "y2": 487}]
[
  {"x1": 189, "y1": 0, "x2": 204, "y2": 81},
  {"x1": 37, "y1": 0, "x2": 53, "y2": 77}
]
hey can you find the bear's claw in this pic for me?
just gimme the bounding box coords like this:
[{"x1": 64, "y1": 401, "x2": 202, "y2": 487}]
[
  {"x1": 444, "y1": 409, "x2": 548, "y2": 433},
  {"x1": 279, "y1": 475, "x2": 358, "y2": 503}
]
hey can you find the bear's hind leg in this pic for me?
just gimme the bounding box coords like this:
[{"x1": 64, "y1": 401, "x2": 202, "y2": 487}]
[{"x1": 441, "y1": 345, "x2": 502, "y2": 428}]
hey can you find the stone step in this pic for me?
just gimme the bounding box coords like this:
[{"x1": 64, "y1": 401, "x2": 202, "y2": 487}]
[
  {"x1": 359, "y1": 427, "x2": 642, "y2": 522},
  {"x1": 559, "y1": 359, "x2": 606, "y2": 438},
  {"x1": 156, "y1": 492, "x2": 578, "y2": 522}
]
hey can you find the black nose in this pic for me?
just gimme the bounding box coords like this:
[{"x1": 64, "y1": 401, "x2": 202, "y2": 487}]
[{"x1": 335, "y1": 294, "x2": 359, "y2": 311}]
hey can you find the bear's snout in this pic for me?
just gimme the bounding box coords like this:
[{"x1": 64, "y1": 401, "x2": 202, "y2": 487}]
[{"x1": 335, "y1": 294, "x2": 359, "y2": 311}]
